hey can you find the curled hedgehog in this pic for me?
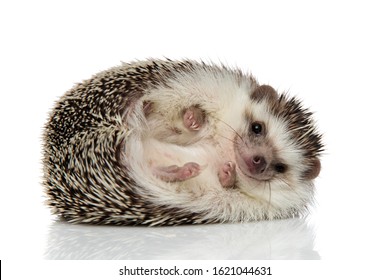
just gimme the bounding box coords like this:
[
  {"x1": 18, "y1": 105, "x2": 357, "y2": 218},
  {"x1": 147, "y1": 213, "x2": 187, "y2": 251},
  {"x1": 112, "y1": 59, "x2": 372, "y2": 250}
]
[{"x1": 42, "y1": 59, "x2": 323, "y2": 226}]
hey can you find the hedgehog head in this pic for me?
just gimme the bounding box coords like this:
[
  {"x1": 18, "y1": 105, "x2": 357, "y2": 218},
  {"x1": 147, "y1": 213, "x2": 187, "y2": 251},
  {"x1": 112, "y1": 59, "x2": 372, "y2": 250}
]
[{"x1": 231, "y1": 84, "x2": 324, "y2": 205}]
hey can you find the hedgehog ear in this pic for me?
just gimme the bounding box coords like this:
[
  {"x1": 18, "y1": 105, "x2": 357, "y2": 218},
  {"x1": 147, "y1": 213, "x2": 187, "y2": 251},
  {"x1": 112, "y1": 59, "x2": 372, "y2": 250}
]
[
  {"x1": 250, "y1": 85, "x2": 278, "y2": 102},
  {"x1": 304, "y1": 158, "x2": 321, "y2": 180}
]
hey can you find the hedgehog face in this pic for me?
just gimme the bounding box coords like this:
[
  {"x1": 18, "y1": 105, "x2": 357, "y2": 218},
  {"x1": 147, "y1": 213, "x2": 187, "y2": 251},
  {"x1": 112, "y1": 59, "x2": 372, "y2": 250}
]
[
  {"x1": 233, "y1": 85, "x2": 323, "y2": 197},
  {"x1": 234, "y1": 121, "x2": 289, "y2": 182}
]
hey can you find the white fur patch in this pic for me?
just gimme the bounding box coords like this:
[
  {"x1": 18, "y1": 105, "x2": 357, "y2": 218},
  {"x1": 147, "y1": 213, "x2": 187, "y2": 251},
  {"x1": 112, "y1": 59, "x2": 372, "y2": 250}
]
[{"x1": 123, "y1": 65, "x2": 314, "y2": 223}]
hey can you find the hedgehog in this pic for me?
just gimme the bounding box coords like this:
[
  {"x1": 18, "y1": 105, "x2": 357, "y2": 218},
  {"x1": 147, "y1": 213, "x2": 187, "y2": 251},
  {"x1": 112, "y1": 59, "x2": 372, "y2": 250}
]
[{"x1": 42, "y1": 59, "x2": 323, "y2": 226}]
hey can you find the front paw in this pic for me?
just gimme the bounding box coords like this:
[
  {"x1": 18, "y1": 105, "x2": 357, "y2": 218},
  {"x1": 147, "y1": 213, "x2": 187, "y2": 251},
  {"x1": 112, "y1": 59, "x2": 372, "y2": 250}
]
[
  {"x1": 218, "y1": 161, "x2": 236, "y2": 188},
  {"x1": 183, "y1": 106, "x2": 205, "y2": 131},
  {"x1": 153, "y1": 162, "x2": 201, "y2": 182}
]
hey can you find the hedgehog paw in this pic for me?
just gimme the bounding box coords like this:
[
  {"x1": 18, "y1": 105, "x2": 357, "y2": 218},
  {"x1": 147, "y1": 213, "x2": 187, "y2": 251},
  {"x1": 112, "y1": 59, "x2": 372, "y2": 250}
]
[
  {"x1": 183, "y1": 106, "x2": 205, "y2": 131},
  {"x1": 154, "y1": 162, "x2": 201, "y2": 182},
  {"x1": 218, "y1": 161, "x2": 236, "y2": 188}
]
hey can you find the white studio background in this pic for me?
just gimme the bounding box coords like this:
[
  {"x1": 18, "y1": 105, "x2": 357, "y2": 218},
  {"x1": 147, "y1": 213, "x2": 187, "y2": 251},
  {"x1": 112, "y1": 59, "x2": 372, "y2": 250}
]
[{"x1": 0, "y1": 0, "x2": 389, "y2": 279}]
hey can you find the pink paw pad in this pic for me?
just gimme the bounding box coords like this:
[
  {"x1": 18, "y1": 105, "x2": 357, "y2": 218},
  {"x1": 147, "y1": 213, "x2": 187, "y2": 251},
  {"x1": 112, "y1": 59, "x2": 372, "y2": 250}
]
[
  {"x1": 218, "y1": 161, "x2": 237, "y2": 188},
  {"x1": 183, "y1": 106, "x2": 205, "y2": 131}
]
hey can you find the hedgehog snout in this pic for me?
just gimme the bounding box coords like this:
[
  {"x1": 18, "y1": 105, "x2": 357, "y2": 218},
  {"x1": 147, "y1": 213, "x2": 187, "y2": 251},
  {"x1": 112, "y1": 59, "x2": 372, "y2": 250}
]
[{"x1": 246, "y1": 155, "x2": 268, "y2": 174}]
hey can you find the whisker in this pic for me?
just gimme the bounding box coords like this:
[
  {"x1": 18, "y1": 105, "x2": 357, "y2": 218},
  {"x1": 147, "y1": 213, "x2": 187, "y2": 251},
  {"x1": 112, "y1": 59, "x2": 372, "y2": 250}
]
[
  {"x1": 213, "y1": 116, "x2": 246, "y2": 145},
  {"x1": 215, "y1": 133, "x2": 240, "y2": 146},
  {"x1": 277, "y1": 177, "x2": 299, "y2": 196},
  {"x1": 267, "y1": 181, "x2": 272, "y2": 211}
]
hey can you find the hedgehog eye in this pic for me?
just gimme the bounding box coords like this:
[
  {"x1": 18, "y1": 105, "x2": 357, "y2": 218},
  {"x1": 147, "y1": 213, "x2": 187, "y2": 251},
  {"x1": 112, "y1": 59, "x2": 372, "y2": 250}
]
[
  {"x1": 251, "y1": 122, "x2": 263, "y2": 135},
  {"x1": 274, "y1": 163, "x2": 287, "y2": 174}
]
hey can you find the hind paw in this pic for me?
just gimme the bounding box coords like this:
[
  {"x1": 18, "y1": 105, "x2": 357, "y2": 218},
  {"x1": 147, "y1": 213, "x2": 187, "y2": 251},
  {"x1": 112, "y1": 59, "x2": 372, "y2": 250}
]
[{"x1": 154, "y1": 162, "x2": 201, "y2": 182}]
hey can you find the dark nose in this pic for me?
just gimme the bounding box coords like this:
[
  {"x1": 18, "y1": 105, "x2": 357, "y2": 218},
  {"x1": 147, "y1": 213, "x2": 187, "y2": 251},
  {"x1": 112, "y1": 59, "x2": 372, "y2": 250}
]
[{"x1": 252, "y1": 155, "x2": 267, "y2": 173}]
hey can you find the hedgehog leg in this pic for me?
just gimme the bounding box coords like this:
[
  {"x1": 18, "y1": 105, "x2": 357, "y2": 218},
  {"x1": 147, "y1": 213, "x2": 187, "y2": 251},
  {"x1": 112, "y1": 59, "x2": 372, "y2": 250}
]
[
  {"x1": 153, "y1": 162, "x2": 201, "y2": 182},
  {"x1": 218, "y1": 161, "x2": 237, "y2": 188},
  {"x1": 182, "y1": 106, "x2": 205, "y2": 131}
]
